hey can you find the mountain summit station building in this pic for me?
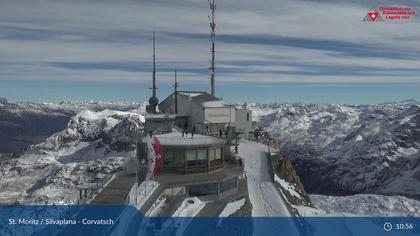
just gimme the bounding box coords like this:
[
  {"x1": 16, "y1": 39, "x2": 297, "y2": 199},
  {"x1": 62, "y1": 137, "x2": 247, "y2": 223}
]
[
  {"x1": 135, "y1": 91, "x2": 251, "y2": 205},
  {"x1": 157, "y1": 91, "x2": 252, "y2": 140}
]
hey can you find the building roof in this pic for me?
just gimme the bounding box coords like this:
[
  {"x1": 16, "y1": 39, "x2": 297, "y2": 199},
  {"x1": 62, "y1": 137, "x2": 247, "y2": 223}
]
[
  {"x1": 159, "y1": 90, "x2": 232, "y2": 112},
  {"x1": 178, "y1": 92, "x2": 203, "y2": 97},
  {"x1": 180, "y1": 91, "x2": 220, "y2": 106},
  {"x1": 202, "y1": 100, "x2": 227, "y2": 108}
]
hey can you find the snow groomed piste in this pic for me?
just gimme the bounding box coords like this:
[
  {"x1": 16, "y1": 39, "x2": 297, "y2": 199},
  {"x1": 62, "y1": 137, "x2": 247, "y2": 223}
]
[{"x1": 1, "y1": 205, "x2": 419, "y2": 236}]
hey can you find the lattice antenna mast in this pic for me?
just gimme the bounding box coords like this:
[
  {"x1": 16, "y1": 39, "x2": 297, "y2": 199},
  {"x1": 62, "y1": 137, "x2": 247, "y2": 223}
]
[{"x1": 208, "y1": 0, "x2": 216, "y2": 96}]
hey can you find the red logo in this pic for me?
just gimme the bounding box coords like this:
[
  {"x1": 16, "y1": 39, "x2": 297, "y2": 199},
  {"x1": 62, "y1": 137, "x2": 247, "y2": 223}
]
[
  {"x1": 368, "y1": 12, "x2": 379, "y2": 21},
  {"x1": 363, "y1": 7, "x2": 384, "y2": 22}
]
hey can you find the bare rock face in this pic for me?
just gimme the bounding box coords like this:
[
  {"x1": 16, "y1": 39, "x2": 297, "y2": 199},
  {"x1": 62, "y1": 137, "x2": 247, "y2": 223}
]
[
  {"x1": 276, "y1": 159, "x2": 301, "y2": 184},
  {"x1": 271, "y1": 154, "x2": 313, "y2": 208}
]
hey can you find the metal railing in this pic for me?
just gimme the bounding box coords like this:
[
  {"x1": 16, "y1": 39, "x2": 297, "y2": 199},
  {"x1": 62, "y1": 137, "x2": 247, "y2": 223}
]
[{"x1": 75, "y1": 171, "x2": 120, "y2": 204}]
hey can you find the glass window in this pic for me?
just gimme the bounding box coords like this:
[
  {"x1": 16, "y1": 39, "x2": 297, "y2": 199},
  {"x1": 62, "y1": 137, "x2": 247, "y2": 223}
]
[
  {"x1": 163, "y1": 150, "x2": 185, "y2": 168},
  {"x1": 208, "y1": 148, "x2": 215, "y2": 162},
  {"x1": 215, "y1": 148, "x2": 221, "y2": 160},
  {"x1": 176, "y1": 150, "x2": 185, "y2": 167},
  {"x1": 186, "y1": 150, "x2": 196, "y2": 161},
  {"x1": 186, "y1": 149, "x2": 196, "y2": 166},
  {"x1": 163, "y1": 150, "x2": 176, "y2": 167},
  {"x1": 197, "y1": 149, "x2": 208, "y2": 167},
  {"x1": 197, "y1": 149, "x2": 207, "y2": 160},
  {"x1": 210, "y1": 147, "x2": 222, "y2": 166}
]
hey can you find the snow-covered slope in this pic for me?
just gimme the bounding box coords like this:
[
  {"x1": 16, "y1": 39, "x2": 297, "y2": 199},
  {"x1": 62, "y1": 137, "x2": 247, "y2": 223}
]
[
  {"x1": 252, "y1": 101, "x2": 420, "y2": 197},
  {"x1": 239, "y1": 141, "x2": 290, "y2": 216},
  {"x1": 0, "y1": 109, "x2": 144, "y2": 204}
]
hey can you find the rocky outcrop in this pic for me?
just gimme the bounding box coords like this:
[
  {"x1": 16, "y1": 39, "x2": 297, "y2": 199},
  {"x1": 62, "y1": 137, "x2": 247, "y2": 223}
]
[
  {"x1": 271, "y1": 154, "x2": 313, "y2": 208},
  {"x1": 275, "y1": 158, "x2": 301, "y2": 186}
]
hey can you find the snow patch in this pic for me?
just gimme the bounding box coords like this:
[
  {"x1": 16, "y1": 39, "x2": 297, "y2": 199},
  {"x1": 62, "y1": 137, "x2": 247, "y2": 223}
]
[
  {"x1": 274, "y1": 174, "x2": 301, "y2": 199},
  {"x1": 145, "y1": 196, "x2": 167, "y2": 217},
  {"x1": 219, "y1": 198, "x2": 246, "y2": 217},
  {"x1": 172, "y1": 197, "x2": 205, "y2": 217}
]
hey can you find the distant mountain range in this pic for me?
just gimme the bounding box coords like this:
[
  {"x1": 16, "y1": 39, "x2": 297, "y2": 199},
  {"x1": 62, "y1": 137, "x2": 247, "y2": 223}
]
[
  {"x1": 0, "y1": 98, "x2": 142, "y2": 156},
  {"x1": 253, "y1": 101, "x2": 420, "y2": 198},
  {"x1": 1, "y1": 98, "x2": 419, "y2": 215}
]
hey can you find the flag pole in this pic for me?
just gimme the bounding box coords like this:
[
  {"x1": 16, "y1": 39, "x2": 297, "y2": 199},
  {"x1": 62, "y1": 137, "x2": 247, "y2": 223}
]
[
  {"x1": 135, "y1": 116, "x2": 139, "y2": 205},
  {"x1": 154, "y1": 135, "x2": 157, "y2": 188},
  {"x1": 144, "y1": 135, "x2": 148, "y2": 197}
]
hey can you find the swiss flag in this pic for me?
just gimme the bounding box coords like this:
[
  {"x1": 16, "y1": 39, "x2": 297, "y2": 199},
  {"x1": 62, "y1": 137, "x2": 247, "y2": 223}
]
[
  {"x1": 153, "y1": 137, "x2": 163, "y2": 175},
  {"x1": 368, "y1": 12, "x2": 379, "y2": 21}
]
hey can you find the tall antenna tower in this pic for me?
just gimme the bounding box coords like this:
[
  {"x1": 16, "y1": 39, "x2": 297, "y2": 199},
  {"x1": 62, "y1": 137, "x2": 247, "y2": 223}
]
[
  {"x1": 173, "y1": 70, "x2": 179, "y2": 114},
  {"x1": 146, "y1": 30, "x2": 159, "y2": 114},
  {"x1": 152, "y1": 30, "x2": 157, "y2": 98},
  {"x1": 208, "y1": 0, "x2": 216, "y2": 97}
]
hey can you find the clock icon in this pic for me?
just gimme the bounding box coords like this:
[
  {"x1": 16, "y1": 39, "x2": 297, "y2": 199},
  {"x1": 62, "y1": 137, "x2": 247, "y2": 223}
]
[{"x1": 384, "y1": 222, "x2": 393, "y2": 232}]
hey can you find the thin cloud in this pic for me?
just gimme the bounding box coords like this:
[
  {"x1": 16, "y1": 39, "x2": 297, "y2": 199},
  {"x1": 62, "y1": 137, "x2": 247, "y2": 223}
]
[{"x1": 0, "y1": 0, "x2": 419, "y2": 84}]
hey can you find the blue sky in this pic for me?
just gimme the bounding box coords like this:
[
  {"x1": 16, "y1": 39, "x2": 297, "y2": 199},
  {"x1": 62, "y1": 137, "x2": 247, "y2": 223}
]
[{"x1": 0, "y1": 0, "x2": 419, "y2": 103}]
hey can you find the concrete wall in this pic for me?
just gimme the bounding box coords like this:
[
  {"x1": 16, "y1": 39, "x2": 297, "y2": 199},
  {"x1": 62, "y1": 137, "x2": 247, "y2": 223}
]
[
  {"x1": 190, "y1": 101, "x2": 205, "y2": 132},
  {"x1": 174, "y1": 95, "x2": 206, "y2": 132},
  {"x1": 177, "y1": 95, "x2": 192, "y2": 116},
  {"x1": 235, "y1": 109, "x2": 252, "y2": 139},
  {"x1": 144, "y1": 118, "x2": 173, "y2": 134}
]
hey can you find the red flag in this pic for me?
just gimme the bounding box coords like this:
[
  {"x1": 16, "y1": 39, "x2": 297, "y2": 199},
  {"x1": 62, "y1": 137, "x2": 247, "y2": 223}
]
[{"x1": 153, "y1": 137, "x2": 163, "y2": 175}]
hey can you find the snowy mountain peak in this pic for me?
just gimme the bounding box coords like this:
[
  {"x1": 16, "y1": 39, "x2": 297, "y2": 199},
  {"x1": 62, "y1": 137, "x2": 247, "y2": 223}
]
[{"x1": 0, "y1": 109, "x2": 144, "y2": 204}]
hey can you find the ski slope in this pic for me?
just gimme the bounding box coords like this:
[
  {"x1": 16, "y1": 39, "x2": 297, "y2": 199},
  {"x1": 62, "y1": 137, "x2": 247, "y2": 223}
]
[
  {"x1": 239, "y1": 141, "x2": 290, "y2": 216},
  {"x1": 239, "y1": 141, "x2": 301, "y2": 236}
]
